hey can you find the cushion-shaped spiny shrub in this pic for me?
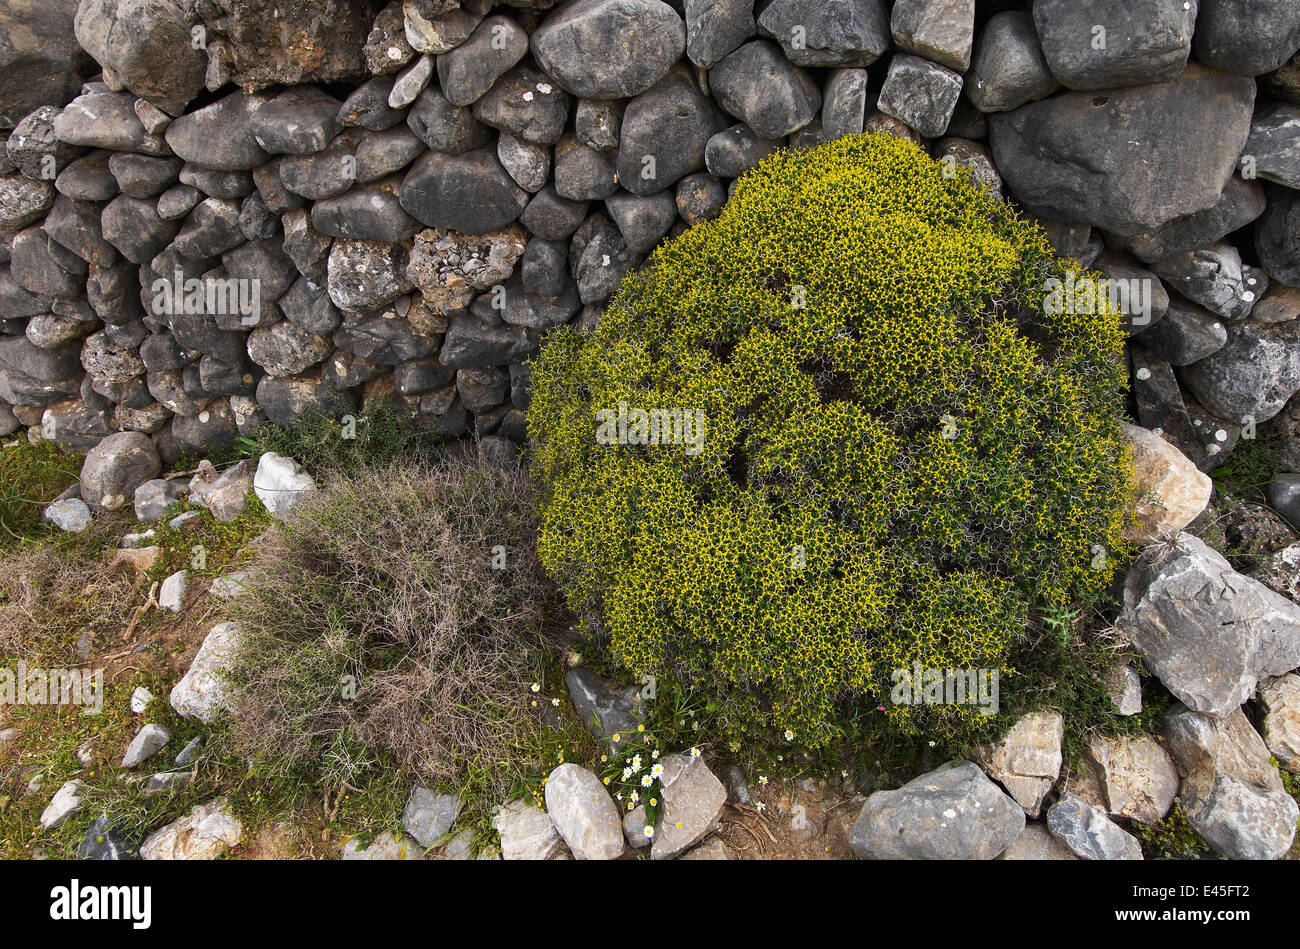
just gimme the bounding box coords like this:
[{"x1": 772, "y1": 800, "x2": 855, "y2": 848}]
[{"x1": 527, "y1": 132, "x2": 1135, "y2": 749}]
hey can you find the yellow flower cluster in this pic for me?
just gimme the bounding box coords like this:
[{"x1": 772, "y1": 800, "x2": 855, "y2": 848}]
[{"x1": 528, "y1": 132, "x2": 1135, "y2": 748}]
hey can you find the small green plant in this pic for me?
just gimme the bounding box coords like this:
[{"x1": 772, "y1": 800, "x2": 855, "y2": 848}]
[
  {"x1": 1210, "y1": 434, "x2": 1280, "y2": 503},
  {"x1": 235, "y1": 399, "x2": 447, "y2": 478},
  {"x1": 1130, "y1": 804, "x2": 1213, "y2": 860},
  {"x1": 0, "y1": 439, "x2": 83, "y2": 548},
  {"x1": 528, "y1": 132, "x2": 1136, "y2": 753}
]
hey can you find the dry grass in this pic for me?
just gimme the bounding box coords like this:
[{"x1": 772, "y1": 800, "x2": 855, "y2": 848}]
[
  {"x1": 0, "y1": 518, "x2": 138, "y2": 667},
  {"x1": 221, "y1": 455, "x2": 568, "y2": 792}
]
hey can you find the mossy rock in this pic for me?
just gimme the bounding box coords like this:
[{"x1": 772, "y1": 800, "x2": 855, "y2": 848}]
[{"x1": 528, "y1": 132, "x2": 1135, "y2": 749}]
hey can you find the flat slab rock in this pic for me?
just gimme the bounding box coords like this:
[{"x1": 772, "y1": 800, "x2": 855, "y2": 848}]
[
  {"x1": 650, "y1": 752, "x2": 728, "y2": 860},
  {"x1": 851, "y1": 760, "x2": 1025, "y2": 859}
]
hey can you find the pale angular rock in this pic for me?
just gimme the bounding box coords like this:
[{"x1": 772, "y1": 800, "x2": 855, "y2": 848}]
[
  {"x1": 43, "y1": 497, "x2": 91, "y2": 532},
  {"x1": 1116, "y1": 533, "x2": 1300, "y2": 717},
  {"x1": 491, "y1": 799, "x2": 564, "y2": 860},
  {"x1": 402, "y1": 789, "x2": 462, "y2": 849},
  {"x1": 651, "y1": 752, "x2": 728, "y2": 860},
  {"x1": 1086, "y1": 735, "x2": 1179, "y2": 825},
  {"x1": 1120, "y1": 422, "x2": 1211, "y2": 543},
  {"x1": 169, "y1": 622, "x2": 243, "y2": 724},
  {"x1": 342, "y1": 831, "x2": 423, "y2": 860},
  {"x1": 1106, "y1": 662, "x2": 1143, "y2": 716},
  {"x1": 1164, "y1": 703, "x2": 1299, "y2": 859},
  {"x1": 40, "y1": 780, "x2": 85, "y2": 830},
  {"x1": 997, "y1": 822, "x2": 1079, "y2": 860},
  {"x1": 1258, "y1": 674, "x2": 1300, "y2": 774},
  {"x1": 158, "y1": 569, "x2": 187, "y2": 613},
  {"x1": 253, "y1": 452, "x2": 316, "y2": 517},
  {"x1": 141, "y1": 801, "x2": 242, "y2": 860},
  {"x1": 122, "y1": 722, "x2": 171, "y2": 768},
  {"x1": 974, "y1": 711, "x2": 1063, "y2": 816}
]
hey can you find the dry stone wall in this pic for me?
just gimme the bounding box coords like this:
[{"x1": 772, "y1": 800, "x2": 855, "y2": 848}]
[{"x1": 0, "y1": 0, "x2": 1298, "y2": 476}]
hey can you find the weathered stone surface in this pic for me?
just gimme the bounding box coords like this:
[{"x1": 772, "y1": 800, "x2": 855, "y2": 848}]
[
  {"x1": 988, "y1": 66, "x2": 1255, "y2": 238},
  {"x1": 1033, "y1": 0, "x2": 1195, "y2": 91},
  {"x1": 341, "y1": 831, "x2": 423, "y2": 860},
  {"x1": 474, "y1": 67, "x2": 571, "y2": 146},
  {"x1": 532, "y1": 0, "x2": 686, "y2": 99},
  {"x1": 249, "y1": 87, "x2": 342, "y2": 156},
  {"x1": 1045, "y1": 793, "x2": 1143, "y2": 860},
  {"x1": 170, "y1": 622, "x2": 243, "y2": 724},
  {"x1": 685, "y1": 0, "x2": 755, "y2": 70},
  {"x1": 965, "y1": 11, "x2": 1057, "y2": 113},
  {"x1": 1111, "y1": 176, "x2": 1267, "y2": 264},
  {"x1": 851, "y1": 760, "x2": 1024, "y2": 859},
  {"x1": 327, "y1": 239, "x2": 413, "y2": 311},
  {"x1": 615, "y1": 67, "x2": 726, "y2": 197},
  {"x1": 1117, "y1": 533, "x2": 1300, "y2": 717},
  {"x1": 77, "y1": 814, "x2": 139, "y2": 860},
  {"x1": 80, "y1": 431, "x2": 161, "y2": 511},
  {"x1": 252, "y1": 451, "x2": 316, "y2": 517},
  {"x1": 437, "y1": 15, "x2": 528, "y2": 107},
  {"x1": 565, "y1": 667, "x2": 644, "y2": 746},
  {"x1": 402, "y1": 788, "x2": 462, "y2": 848},
  {"x1": 1180, "y1": 318, "x2": 1300, "y2": 424},
  {"x1": 651, "y1": 753, "x2": 728, "y2": 860},
  {"x1": 997, "y1": 822, "x2": 1079, "y2": 860},
  {"x1": 491, "y1": 799, "x2": 563, "y2": 859},
  {"x1": 877, "y1": 54, "x2": 963, "y2": 139},
  {"x1": 1120, "y1": 422, "x2": 1212, "y2": 542},
  {"x1": 1256, "y1": 184, "x2": 1300, "y2": 288},
  {"x1": 407, "y1": 224, "x2": 526, "y2": 313},
  {"x1": 1086, "y1": 735, "x2": 1179, "y2": 825},
  {"x1": 122, "y1": 722, "x2": 171, "y2": 768},
  {"x1": 0, "y1": 1, "x2": 92, "y2": 130},
  {"x1": 974, "y1": 712, "x2": 1063, "y2": 817},
  {"x1": 710, "y1": 41, "x2": 821, "y2": 140},
  {"x1": 1195, "y1": 0, "x2": 1300, "y2": 77},
  {"x1": 1151, "y1": 242, "x2": 1258, "y2": 321},
  {"x1": 757, "y1": 0, "x2": 890, "y2": 67},
  {"x1": 1164, "y1": 703, "x2": 1299, "y2": 859},
  {"x1": 400, "y1": 148, "x2": 527, "y2": 234},
  {"x1": 165, "y1": 92, "x2": 270, "y2": 171},
  {"x1": 40, "y1": 779, "x2": 85, "y2": 830},
  {"x1": 890, "y1": 0, "x2": 974, "y2": 73},
  {"x1": 1258, "y1": 674, "x2": 1300, "y2": 774},
  {"x1": 140, "y1": 800, "x2": 242, "y2": 860},
  {"x1": 544, "y1": 764, "x2": 624, "y2": 860}
]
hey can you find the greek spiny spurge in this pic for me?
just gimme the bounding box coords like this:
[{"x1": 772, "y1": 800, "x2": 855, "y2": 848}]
[{"x1": 528, "y1": 131, "x2": 1135, "y2": 751}]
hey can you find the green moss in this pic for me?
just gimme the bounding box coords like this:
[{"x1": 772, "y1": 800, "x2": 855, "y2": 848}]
[{"x1": 528, "y1": 132, "x2": 1136, "y2": 752}]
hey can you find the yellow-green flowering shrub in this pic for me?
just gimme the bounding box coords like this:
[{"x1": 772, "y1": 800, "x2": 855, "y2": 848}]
[{"x1": 528, "y1": 132, "x2": 1134, "y2": 749}]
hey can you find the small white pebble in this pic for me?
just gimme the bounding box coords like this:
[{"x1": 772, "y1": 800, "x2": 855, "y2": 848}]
[
  {"x1": 522, "y1": 91, "x2": 534, "y2": 101},
  {"x1": 1214, "y1": 429, "x2": 1227, "y2": 442},
  {"x1": 1136, "y1": 367, "x2": 1151, "y2": 380}
]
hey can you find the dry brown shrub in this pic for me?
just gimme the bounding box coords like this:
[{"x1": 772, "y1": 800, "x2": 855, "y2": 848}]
[
  {"x1": 0, "y1": 518, "x2": 138, "y2": 666},
  {"x1": 222, "y1": 454, "x2": 567, "y2": 789}
]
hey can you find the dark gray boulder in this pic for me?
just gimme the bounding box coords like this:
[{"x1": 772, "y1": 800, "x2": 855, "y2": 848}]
[{"x1": 988, "y1": 65, "x2": 1255, "y2": 237}]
